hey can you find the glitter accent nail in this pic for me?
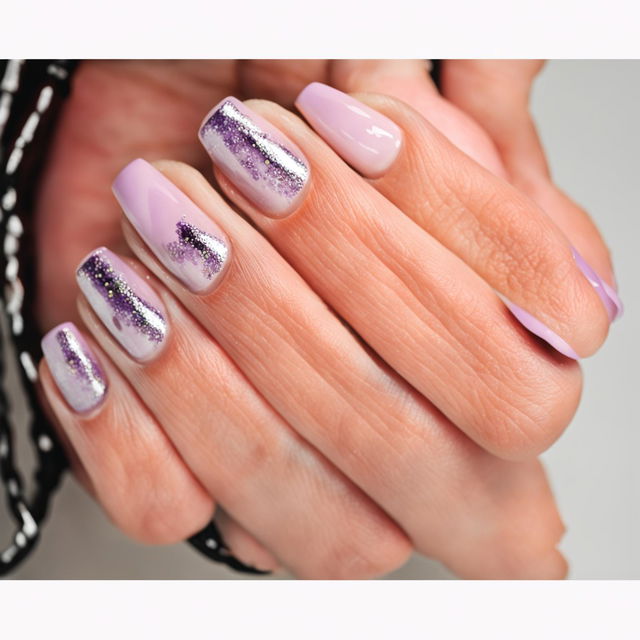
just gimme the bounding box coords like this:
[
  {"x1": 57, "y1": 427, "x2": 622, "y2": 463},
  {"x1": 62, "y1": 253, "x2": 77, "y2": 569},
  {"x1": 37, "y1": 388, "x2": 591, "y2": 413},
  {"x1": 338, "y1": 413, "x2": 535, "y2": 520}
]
[
  {"x1": 166, "y1": 219, "x2": 228, "y2": 281},
  {"x1": 199, "y1": 97, "x2": 310, "y2": 218},
  {"x1": 112, "y1": 159, "x2": 231, "y2": 295},
  {"x1": 77, "y1": 248, "x2": 167, "y2": 362},
  {"x1": 42, "y1": 322, "x2": 108, "y2": 413}
]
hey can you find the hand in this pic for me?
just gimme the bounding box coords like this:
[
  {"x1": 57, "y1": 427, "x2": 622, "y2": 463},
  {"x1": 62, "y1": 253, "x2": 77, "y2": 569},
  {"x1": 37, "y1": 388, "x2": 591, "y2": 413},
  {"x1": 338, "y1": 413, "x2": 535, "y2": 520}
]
[{"x1": 36, "y1": 61, "x2": 619, "y2": 578}]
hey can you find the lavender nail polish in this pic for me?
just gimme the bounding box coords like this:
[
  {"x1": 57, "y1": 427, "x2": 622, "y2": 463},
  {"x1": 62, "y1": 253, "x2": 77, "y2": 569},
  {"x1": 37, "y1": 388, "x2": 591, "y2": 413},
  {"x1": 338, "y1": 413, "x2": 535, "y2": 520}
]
[
  {"x1": 77, "y1": 247, "x2": 167, "y2": 361},
  {"x1": 505, "y1": 301, "x2": 580, "y2": 360},
  {"x1": 112, "y1": 159, "x2": 230, "y2": 294},
  {"x1": 295, "y1": 82, "x2": 403, "y2": 178},
  {"x1": 198, "y1": 97, "x2": 310, "y2": 218},
  {"x1": 42, "y1": 322, "x2": 108, "y2": 413},
  {"x1": 602, "y1": 279, "x2": 624, "y2": 320},
  {"x1": 571, "y1": 247, "x2": 623, "y2": 321}
]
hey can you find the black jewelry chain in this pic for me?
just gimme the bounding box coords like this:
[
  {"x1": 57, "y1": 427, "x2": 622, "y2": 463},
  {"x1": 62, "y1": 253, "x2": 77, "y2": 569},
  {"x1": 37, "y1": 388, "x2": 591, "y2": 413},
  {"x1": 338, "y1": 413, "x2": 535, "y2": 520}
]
[{"x1": 0, "y1": 59, "x2": 266, "y2": 577}]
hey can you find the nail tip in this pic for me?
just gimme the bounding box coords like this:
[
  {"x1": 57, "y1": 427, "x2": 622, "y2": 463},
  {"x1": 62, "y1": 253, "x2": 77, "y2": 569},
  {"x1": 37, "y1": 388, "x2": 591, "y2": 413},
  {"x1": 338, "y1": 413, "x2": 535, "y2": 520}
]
[
  {"x1": 198, "y1": 96, "x2": 237, "y2": 141},
  {"x1": 293, "y1": 81, "x2": 401, "y2": 179},
  {"x1": 199, "y1": 96, "x2": 309, "y2": 216},
  {"x1": 76, "y1": 246, "x2": 109, "y2": 276},
  {"x1": 602, "y1": 280, "x2": 623, "y2": 321},
  {"x1": 571, "y1": 247, "x2": 620, "y2": 323},
  {"x1": 112, "y1": 158, "x2": 150, "y2": 195},
  {"x1": 41, "y1": 322, "x2": 108, "y2": 413}
]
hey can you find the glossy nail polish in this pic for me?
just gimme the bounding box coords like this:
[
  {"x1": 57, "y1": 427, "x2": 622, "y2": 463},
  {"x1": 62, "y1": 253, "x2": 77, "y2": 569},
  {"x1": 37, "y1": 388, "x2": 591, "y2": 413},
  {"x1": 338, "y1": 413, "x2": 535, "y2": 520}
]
[
  {"x1": 77, "y1": 247, "x2": 168, "y2": 361},
  {"x1": 505, "y1": 301, "x2": 580, "y2": 360},
  {"x1": 295, "y1": 82, "x2": 403, "y2": 179},
  {"x1": 42, "y1": 322, "x2": 108, "y2": 413},
  {"x1": 198, "y1": 97, "x2": 309, "y2": 218},
  {"x1": 112, "y1": 159, "x2": 230, "y2": 295},
  {"x1": 572, "y1": 247, "x2": 623, "y2": 321}
]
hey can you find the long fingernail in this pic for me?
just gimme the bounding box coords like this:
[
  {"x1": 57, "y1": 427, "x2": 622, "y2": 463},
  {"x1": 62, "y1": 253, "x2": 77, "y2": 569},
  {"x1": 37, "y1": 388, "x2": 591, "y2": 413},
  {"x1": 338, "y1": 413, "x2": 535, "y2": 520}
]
[
  {"x1": 571, "y1": 247, "x2": 623, "y2": 321},
  {"x1": 77, "y1": 247, "x2": 168, "y2": 362},
  {"x1": 112, "y1": 159, "x2": 230, "y2": 295},
  {"x1": 505, "y1": 301, "x2": 580, "y2": 360},
  {"x1": 42, "y1": 322, "x2": 108, "y2": 413},
  {"x1": 295, "y1": 82, "x2": 403, "y2": 179},
  {"x1": 198, "y1": 97, "x2": 310, "y2": 218}
]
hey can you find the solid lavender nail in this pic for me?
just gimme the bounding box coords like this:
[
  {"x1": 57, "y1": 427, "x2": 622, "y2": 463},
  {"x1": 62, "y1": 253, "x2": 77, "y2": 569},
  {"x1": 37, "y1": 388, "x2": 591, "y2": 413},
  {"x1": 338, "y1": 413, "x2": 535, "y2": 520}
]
[
  {"x1": 602, "y1": 280, "x2": 624, "y2": 320},
  {"x1": 42, "y1": 322, "x2": 108, "y2": 413},
  {"x1": 505, "y1": 301, "x2": 580, "y2": 360},
  {"x1": 198, "y1": 97, "x2": 310, "y2": 218},
  {"x1": 77, "y1": 247, "x2": 168, "y2": 361},
  {"x1": 295, "y1": 82, "x2": 403, "y2": 179},
  {"x1": 112, "y1": 159, "x2": 230, "y2": 294},
  {"x1": 571, "y1": 247, "x2": 621, "y2": 321}
]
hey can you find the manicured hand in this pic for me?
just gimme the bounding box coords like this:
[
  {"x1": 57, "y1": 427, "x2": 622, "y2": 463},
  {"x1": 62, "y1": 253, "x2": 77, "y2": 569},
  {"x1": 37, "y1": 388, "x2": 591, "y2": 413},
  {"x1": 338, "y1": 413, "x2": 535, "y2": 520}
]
[{"x1": 35, "y1": 61, "x2": 620, "y2": 578}]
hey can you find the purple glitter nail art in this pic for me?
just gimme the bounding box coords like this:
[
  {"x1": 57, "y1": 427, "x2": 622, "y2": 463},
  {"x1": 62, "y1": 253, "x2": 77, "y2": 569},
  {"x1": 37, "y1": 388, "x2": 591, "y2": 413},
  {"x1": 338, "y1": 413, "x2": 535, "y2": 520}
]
[
  {"x1": 42, "y1": 323, "x2": 108, "y2": 412},
  {"x1": 78, "y1": 251, "x2": 166, "y2": 344},
  {"x1": 199, "y1": 98, "x2": 309, "y2": 216},
  {"x1": 165, "y1": 218, "x2": 229, "y2": 281},
  {"x1": 56, "y1": 328, "x2": 106, "y2": 393}
]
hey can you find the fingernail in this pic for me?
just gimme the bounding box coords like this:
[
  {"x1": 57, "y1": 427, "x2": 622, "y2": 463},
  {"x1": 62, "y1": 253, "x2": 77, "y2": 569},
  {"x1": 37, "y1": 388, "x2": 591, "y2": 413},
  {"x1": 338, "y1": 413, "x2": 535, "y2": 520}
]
[
  {"x1": 602, "y1": 279, "x2": 624, "y2": 320},
  {"x1": 112, "y1": 159, "x2": 230, "y2": 295},
  {"x1": 198, "y1": 97, "x2": 309, "y2": 218},
  {"x1": 77, "y1": 247, "x2": 168, "y2": 362},
  {"x1": 571, "y1": 247, "x2": 622, "y2": 321},
  {"x1": 505, "y1": 301, "x2": 580, "y2": 360},
  {"x1": 42, "y1": 322, "x2": 108, "y2": 413},
  {"x1": 295, "y1": 82, "x2": 403, "y2": 179}
]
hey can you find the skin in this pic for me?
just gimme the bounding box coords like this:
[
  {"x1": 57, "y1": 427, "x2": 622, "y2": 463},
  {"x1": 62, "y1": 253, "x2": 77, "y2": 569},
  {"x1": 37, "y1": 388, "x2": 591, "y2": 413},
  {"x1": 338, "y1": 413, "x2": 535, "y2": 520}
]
[{"x1": 36, "y1": 60, "x2": 616, "y2": 578}]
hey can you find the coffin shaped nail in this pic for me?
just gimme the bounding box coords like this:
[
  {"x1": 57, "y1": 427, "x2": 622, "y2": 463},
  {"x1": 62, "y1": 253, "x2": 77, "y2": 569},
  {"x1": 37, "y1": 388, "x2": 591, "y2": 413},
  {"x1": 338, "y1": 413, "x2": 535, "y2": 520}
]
[
  {"x1": 42, "y1": 322, "x2": 108, "y2": 413},
  {"x1": 295, "y1": 82, "x2": 402, "y2": 178},
  {"x1": 77, "y1": 247, "x2": 168, "y2": 361},
  {"x1": 112, "y1": 159, "x2": 230, "y2": 294},
  {"x1": 505, "y1": 301, "x2": 579, "y2": 360},
  {"x1": 198, "y1": 97, "x2": 310, "y2": 218}
]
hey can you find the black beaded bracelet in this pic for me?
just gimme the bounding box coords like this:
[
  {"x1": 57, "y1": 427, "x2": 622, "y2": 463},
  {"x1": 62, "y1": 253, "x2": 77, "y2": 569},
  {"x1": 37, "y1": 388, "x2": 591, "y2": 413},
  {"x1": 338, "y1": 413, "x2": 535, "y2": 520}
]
[{"x1": 0, "y1": 59, "x2": 266, "y2": 577}]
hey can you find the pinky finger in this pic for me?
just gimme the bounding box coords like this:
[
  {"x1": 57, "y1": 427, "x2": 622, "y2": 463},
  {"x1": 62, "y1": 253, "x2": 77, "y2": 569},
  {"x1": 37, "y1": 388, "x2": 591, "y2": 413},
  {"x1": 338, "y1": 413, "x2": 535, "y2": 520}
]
[{"x1": 39, "y1": 321, "x2": 215, "y2": 546}]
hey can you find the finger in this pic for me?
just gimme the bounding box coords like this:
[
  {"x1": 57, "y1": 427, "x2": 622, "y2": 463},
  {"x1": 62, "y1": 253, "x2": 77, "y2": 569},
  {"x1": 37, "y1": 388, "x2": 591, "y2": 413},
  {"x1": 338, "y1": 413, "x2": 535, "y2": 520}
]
[
  {"x1": 39, "y1": 322, "x2": 214, "y2": 545},
  {"x1": 329, "y1": 59, "x2": 508, "y2": 178},
  {"x1": 114, "y1": 158, "x2": 567, "y2": 578},
  {"x1": 75, "y1": 245, "x2": 410, "y2": 579},
  {"x1": 439, "y1": 60, "x2": 620, "y2": 304},
  {"x1": 194, "y1": 97, "x2": 582, "y2": 458},
  {"x1": 328, "y1": 59, "x2": 618, "y2": 316},
  {"x1": 293, "y1": 85, "x2": 615, "y2": 353},
  {"x1": 35, "y1": 61, "x2": 239, "y2": 329}
]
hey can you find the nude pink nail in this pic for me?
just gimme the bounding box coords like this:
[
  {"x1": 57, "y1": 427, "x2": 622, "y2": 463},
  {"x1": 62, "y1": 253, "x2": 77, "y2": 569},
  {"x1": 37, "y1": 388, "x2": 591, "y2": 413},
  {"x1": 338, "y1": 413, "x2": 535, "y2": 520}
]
[
  {"x1": 295, "y1": 82, "x2": 403, "y2": 179},
  {"x1": 112, "y1": 159, "x2": 230, "y2": 295}
]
